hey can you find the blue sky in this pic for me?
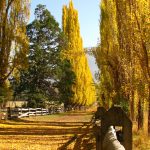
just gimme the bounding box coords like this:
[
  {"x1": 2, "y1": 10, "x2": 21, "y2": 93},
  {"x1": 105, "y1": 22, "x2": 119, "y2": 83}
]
[
  {"x1": 30, "y1": 0, "x2": 100, "y2": 48},
  {"x1": 29, "y1": 0, "x2": 100, "y2": 78}
]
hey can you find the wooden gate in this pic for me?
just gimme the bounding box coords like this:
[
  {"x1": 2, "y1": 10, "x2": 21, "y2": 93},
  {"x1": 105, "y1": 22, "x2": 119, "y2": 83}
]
[{"x1": 94, "y1": 106, "x2": 132, "y2": 150}]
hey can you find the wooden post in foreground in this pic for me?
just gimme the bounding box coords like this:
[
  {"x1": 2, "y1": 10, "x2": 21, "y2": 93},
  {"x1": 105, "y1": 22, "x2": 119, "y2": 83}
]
[
  {"x1": 101, "y1": 106, "x2": 132, "y2": 150},
  {"x1": 94, "y1": 107, "x2": 106, "y2": 150}
]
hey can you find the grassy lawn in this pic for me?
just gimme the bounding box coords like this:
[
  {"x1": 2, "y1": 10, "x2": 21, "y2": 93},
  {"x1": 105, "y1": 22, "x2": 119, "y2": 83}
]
[
  {"x1": 0, "y1": 111, "x2": 95, "y2": 150},
  {"x1": 0, "y1": 111, "x2": 150, "y2": 150},
  {"x1": 21, "y1": 111, "x2": 94, "y2": 123}
]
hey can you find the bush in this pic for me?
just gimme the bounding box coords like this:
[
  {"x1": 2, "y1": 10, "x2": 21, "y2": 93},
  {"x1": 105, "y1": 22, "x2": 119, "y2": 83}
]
[
  {"x1": 27, "y1": 99, "x2": 37, "y2": 108},
  {"x1": 0, "y1": 86, "x2": 13, "y2": 107}
]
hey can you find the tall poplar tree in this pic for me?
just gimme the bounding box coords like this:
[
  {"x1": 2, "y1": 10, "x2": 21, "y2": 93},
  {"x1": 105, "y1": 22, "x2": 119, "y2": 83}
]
[
  {"x1": 0, "y1": 0, "x2": 30, "y2": 104},
  {"x1": 62, "y1": 0, "x2": 96, "y2": 106},
  {"x1": 95, "y1": 0, "x2": 149, "y2": 134},
  {"x1": 0, "y1": 0, "x2": 30, "y2": 85}
]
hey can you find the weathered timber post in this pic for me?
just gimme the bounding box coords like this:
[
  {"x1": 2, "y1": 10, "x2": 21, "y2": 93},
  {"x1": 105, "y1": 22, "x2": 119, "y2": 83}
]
[
  {"x1": 7, "y1": 107, "x2": 11, "y2": 119},
  {"x1": 35, "y1": 108, "x2": 37, "y2": 116},
  {"x1": 94, "y1": 107, "x2": 106, "y2": 150},
  {"x1": 21, "y1": 108, "x2": 22, "y2": 116},
  {"x1": 95, "y1": 107, "x2": 107, "y2": 120},
  {"x1": 28, "y1": 108, "x2": 30, "y2": 117},
  {"x1": 101, "y1": 106, "x2": 132, "y2": 150},
  {"x1": 41, "y1": 108, "x2": 42, "y2": 115}
]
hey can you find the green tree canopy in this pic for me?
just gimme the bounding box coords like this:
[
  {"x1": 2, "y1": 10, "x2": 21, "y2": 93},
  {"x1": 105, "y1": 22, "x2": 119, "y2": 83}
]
[{"x1": 13, "y1": 4, "x2": 74, "y2": 107}]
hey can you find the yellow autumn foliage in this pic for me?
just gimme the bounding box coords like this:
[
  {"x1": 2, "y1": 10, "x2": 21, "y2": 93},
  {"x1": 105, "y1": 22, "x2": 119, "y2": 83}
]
[
  {"x1": 96, "y1": 0, "x2": 149, "y2": 133},
  {"x1": 62, "y1": 0, "x2": 96, "y2": 106},
  {"x1": 0, "y1": 0, "x2": 30, "y2": 85}
]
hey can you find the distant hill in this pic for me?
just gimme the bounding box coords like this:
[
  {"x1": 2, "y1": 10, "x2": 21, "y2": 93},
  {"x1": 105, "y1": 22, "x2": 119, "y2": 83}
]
[{"x1": 84, "y1": 47, "x2": 99, "y2": 81}]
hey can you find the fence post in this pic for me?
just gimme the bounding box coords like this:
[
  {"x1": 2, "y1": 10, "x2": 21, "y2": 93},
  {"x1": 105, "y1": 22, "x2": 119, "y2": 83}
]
[
  {"x1": 101, "y1": 106, "x2": 132, "y2": 150},
  {"x1": 21, "y1": 108, "x2": 22, "y2": 116},
  {"x1": 28, "y1": 108, "x2": 30, "y2": 117},
  {"x1": 94, "y1": 107, "x2": 106, "y2": 150},
  {"x1": 41, "y1": 108, "x2": 43, "y2": 115},
  {"x1": 7, "y1": 107, "x2": 11, "y2": 119},
  {"x1": 35, "y1": 108, "x2": 37, "y2": 116},
  {"x1": 95, "y1": 127, "x2": 102, "y2": 150}
]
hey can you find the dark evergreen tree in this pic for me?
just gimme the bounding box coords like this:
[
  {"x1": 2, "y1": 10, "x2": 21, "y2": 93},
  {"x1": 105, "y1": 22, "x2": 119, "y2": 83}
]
[
  {"x1": 58, "y1": 59, "x2": 76, "y2": 107},
  {"x1": 12, "y1": 4, "x2": 75, "y2": 107}
]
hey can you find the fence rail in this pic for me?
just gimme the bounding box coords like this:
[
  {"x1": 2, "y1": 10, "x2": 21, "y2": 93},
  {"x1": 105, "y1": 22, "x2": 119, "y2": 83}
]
[
  {"x1": 8, "y1": 108, "x2": 49, "y2": 118},
  {"x1": 0, "y1": 105, "x2": 64, "y2": 120}
]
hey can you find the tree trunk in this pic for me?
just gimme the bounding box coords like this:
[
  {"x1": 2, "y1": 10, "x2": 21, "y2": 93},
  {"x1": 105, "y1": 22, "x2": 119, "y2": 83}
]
[
  {"x1": 130, "y1": 90, "x2": 135, "y2": 121},
  {"x1": 138, "y1": 99, "x2": 143, "y2": 130},
  {"x1": 148, "y1": 85, "x2": 150, "y2": 135}
]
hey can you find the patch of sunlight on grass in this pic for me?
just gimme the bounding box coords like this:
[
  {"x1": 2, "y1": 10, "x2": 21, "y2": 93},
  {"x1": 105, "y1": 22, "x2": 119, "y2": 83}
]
[
  {"x1": 133, "y1": 131, "x2": 150, "y2": 150},
  {"x1": 21, "y1": 112, "x2": 93, "y2": 123},
  {"x1": 0, "y1": 123, "x2": 80, "y2": 129},
  {"x1": 0, "y1": 111, "x2": 95, "y2": 150}
]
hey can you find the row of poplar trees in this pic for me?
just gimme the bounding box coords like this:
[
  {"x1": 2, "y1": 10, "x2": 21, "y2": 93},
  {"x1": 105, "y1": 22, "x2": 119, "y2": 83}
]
[
  {"x1": 0, "y1": 0, "x2": 96, "y2": 108},
  {"x1": 95, "y1": 0, "x2": 150, "y2": 134}
]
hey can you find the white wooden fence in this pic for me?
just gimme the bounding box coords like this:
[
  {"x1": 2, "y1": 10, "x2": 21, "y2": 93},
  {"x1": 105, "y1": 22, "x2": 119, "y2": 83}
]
[{"x1": 9, "y1": 108, "x2": 49, "y2": 118}]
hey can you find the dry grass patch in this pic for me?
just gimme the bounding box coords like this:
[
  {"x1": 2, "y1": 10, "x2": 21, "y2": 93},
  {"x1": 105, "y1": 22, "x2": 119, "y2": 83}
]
[
  {"x1": 133, "y1": 130, "x2": 150, "y2": 150},
  {"x1": 0, "y1": 111, "x2": 95, "y2": 150}
]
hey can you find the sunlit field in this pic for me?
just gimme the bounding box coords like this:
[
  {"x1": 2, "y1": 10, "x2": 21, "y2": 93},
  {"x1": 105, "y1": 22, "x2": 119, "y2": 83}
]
[
  {"x1": 133, "y1": 125, "x2": 150, "y2": 150},
  {"x1": 0, "y1": 110, "x2": 150, "y2": 150},
  {"x1": 133, "y1": 133, "x2": 150, "y2": 150},
  {"x1": 0, "y1": 112, "x2": 95, "y2": 150},
  {"x1": 0, "y1": 0, "x2": 149, "y2": 149}
]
